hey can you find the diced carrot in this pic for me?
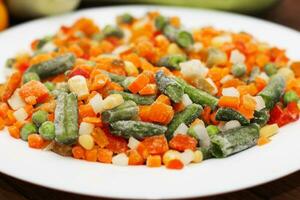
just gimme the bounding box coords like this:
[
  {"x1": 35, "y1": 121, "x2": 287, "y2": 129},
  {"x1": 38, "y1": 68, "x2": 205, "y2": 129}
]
[
  {"x1": 28, "y1": 134, "x2": 44, "y2": 148},
  {"x1": 19, "y1": 80, "x2": 49, "y2": 104},
  {"x1": 139, "y1": 105, "x2": 151, "y2": 122},
  {"x1": 201, "y1": 106, "x2": 212, "y2": 124},
  {"x1": 166, "y1": 159, "x2": 184, "y2": 170},
  {"x1": 122, "y1": 53, "x2": 141, "y2": 68},
  {"x1": 79, "y1": 104, "x2": 97, "y2": 118},
  {"x1": 239, "y1": 105, "x2": 254, "y2": 119},
  {"x1": 137, "y1": 143, "x2": 149, "y2": 160},
  {"x1": 0, "y1": 103, "x2": 9, "y2": 118},
  {"x1": 48, "y1": 113, "x2": 54, "y2": 122},
  {"x1": 92, "y1": 128, "x2": 109, "y2": 148},
  {"x1": 141, "y1": 135, "x2": 169, "y2": 155},
  {"x1": 256, "y1": 53, "x2": 270, "y2": 68},
  {"x1": 8, "y1": 125, "x2": 20, "y2": 139},
  {"x1": 155, "y1": 94, "x2": 171, "y2": 105},
  {"x1": 241, "y1": 94, "x2": 256, "y2": 111},
  {"x1": 90, "y1": 73, "x2": 109, "y2": 91},
  {"x1": 140, "y1": 58, "x2": 154, "y2": 71},
  {"x1": 255, "y1": 77, "x2": 267, "y2": 93},
  {"x1": 82, "y1": 117, "x2": 102, "y2": 127},
  {"x1": 169, "y1": 16, "x2": 180, "y2": 28},
  {"x1": 128, "y1": 73, "x2": 150, "y2": 94},
  {"x1": 210, "y1": 111, "x2": 219, "y2": 125},
  {"x1": 146, "y1": 155, "x2": 162, "y2": 168},
  {"x1": 291, "y1": 62, "x2": 300, "y2": 77},
  {"x1": 257, "y1": 136, "x2": 270, "y2": 146},
  {"x1": 24, "y1": 104, "x2": 34, "y2": 117},
  {"x1": 13, "y1": 121, "x2": 25, "y2": 129},
  {"x1": 68, "y1": 44, "x2": 84, "y2": 57},
  {"x1": 237, "y1": 84, "x2": 258, "y2": 96},
  {"x1": 0, "y1": 117, "x2": 5, "y2": 130},
  {"x1": 105, "y1": 130, "x2": 128, "y2": 153},
  {"x1": 218, "y1": 96, "x2": 240, "y2": 110},
  {"x1": 148, "y1": 102, "x2": 174, "y2": 124},
  {"x1": 1, "y1": 71, "x2": 22, "y2": 101},
  {"x1": 85, "y1": 148, "x2": 98, "y2": 162},
  {"x1": 169, "y1": 134, "x2": 197, "y2": 151},
  {"x1": 50, "y1": 74, "x2": 66, "y2": 83},
  {"x1": 5, "y1": 110, "x2": 16, "y2": 126},
  {"x1": 222, "y1": 78, "x2": 245, "y2": 88},
  {"x1": 139, "y1": 84, "x2": 157, "y2": 95},
  {"x1": 97, "y1": 148, "x2": 113, "y2": 163},
  {"x1": 72, "y1": 146, "x2": 86, "y2": 159},
  {"x1": 173, "y1": 102, "x2": 185, "y2": 112},
  {"x1": 128, "y1": 149, "x2": 144, "y2": 165},
  {"x1": 190, "y1": 118, "x2": 203, "y2": 127}
]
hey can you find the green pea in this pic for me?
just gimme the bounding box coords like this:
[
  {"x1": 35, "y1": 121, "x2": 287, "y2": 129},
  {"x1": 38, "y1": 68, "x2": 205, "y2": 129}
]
[
  {"x1": 44, "y1": 82, "x2": 55, "y2": 91},
  {"x1": 155, "y1": 15, "x2": 168, "y2": 31},
  {"x1": 103, "y1": 25, "x2": 124, "y2": 38},
  {"x1": 206, "y1": 125, "x2": 219, "y2": 137},
  {"x1": 32, "y1": 110, "x2": 48, "y2": 127},
  {"x1": 231, "y1": 63, "x2": 247, "y2": 77},
  {"x1": 175, "y1": 30, "x2": 194, "y2": 48},
  {"x1": 117, "y1": 13, "x2": 134, "y2": 24},
  {"x1": 23, "y1": 72, "x2": 40, "y2": 84},
  {"x1": 20, "y1": 123, "x2": 37, "y2": 141},
  {"x1": 264, "y1": 63, "x2": 278, "y2": 76},
  {"x1": 39, "y1": 121, "x2": 55, "y2": 140},
  {"x1": 283, "y1": 91, "x2": 299, "y2": 105}
]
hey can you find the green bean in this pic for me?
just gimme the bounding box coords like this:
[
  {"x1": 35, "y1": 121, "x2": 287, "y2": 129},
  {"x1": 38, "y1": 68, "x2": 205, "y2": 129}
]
[
  {"x1": 264, "y1": 63, "x2": 278, "y2": 76},
  {"x1": 103, "y1": 25, "x2": 124, "y2": 38},
  {"x1": 23, "y1": 72, "x2": 40, "y2": 84},
  {"x1": 155, "y1": 15, "x2": 168, "y2": 31},
  {"x1": 248, "y1": 66, "x2": 260, "y2": 83},
  {"x1": 20, "y1": 123, "x2": 38, "y2": 141},
  {"x1": 36, "y1": 36, "x2": 53, "y2": 49},
  {"x1": 110, "y1": 90, "x2": 155, "y2": 105},
  {"x1": 175, "y1": 30, "x2": 194, "y2": 48},
  {"x1": 39, "y1": 121, "x2": 55, "y2": 140},
  {"x1": 198, "y1": 147, "x2": 213, "y2": 160},
  {"x1": 283, "y1": 91, "x2": 299, "y2": 105},
  {"x1": 231, "y1": 63, "x2": 247, "y2": 77},
  {"x1": 251, "y1": 109, "x2": 269, "y2": 127},
  {"x1": 102, "y1": 71, "x2": 126, "y2": 83},
  {"x1": 32, "y1": 110, "x2": 48, "y2": 127},
  {"x1": 110, "y1": 120, "x2": 167, "y2": 140},
  {"x1": 215, "y1": 107, "x2": 250, "y2": 125},
  {"x1": 44, "y1": 82, "x2": 55, "y2": 91},
  {"x1": 157, "y1": 54, "x2": 187, "y2": 70},
  {"x1": 166, "y1": 104, "x2": 203, "y2": 140},
  {"x1": 155, "y1": 70, "x2": 184, "y2": 103},
  {"x1": 102, "y1": 101, "x2": 139, "y2": 123}
]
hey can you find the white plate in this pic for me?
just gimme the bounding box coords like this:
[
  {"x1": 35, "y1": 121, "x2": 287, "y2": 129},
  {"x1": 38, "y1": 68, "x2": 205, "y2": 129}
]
[{"x1": 1, "y1": 5, "x2": 300, "y2": 199}]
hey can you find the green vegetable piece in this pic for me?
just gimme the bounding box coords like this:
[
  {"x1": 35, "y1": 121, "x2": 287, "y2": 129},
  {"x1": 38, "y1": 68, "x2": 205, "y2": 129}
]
[
  {"x1": 231, "y1": 63, "x2": 247, "y2": 77},
  {"x1": 258, "y1": 75, "x2": 285, "y2": 109},
  {"x1": 163, "y1": 25, "x2": 177, "y2": 41},
  {"x1": 36, "y1": 36, "x2": 53, "y2": 49},
  {"x1": 121, "y1": 77, "x2": 135, "y2": 90},
  {"x1": 32, "y1": 110, "x2": 48, "y2": 127},
  {"x1": 283, "y1": 91, "x2": 299, "y2": 105},
  {"x1": 210, "y1": 124, "x2": 259, "y2": 158},
  {"x1": 264, "y1": 63, "x2": 278, "y2": 76},
  {"x1": 20, "y1": 123, "x2": 37, "y2": 141},
  {"x1": 55, "y1": 92, "x2": 79, "y2": 145},
  {"x1": 251, "y1": 109, "x2": 269, "y2": 127},
  {"x1": 26, "y1": 53, "x2": 75, "y2": 79},
  {"x1": 92, "y1": 33, "x2": 105, "y2": 41},
  {"x1": 110, "y1": 91, "x2": 155, "y2": 105},
  {"x1": 166, "y1": 104, "x2": 203, "y2": 140},
  {"x1": 198, "y1": 147, "x2": 213, "y2": 160},
  {"x1": 206, "y1": 125, "x2": 219, "y2": 137},
  {"x1": 215, "y1": 107, "x2": 250, "y2": 125},
  {"x1": 117, "y1": 13, "x2": 134, "y2": 24},
  {"x1": 23, "y1": 72, "x2": 40, "y2": 84},
  {"x1": 175, "y1": 77, "x2": 219, "y2": 109},
  {"x1": 155, "y1": 15, "x2": 168, "y2": 31},
  {"x1": 155, "y1": 70, "x2": 184, "y2": 103},
  {"x1": 206, "y1": 48, "x2": 227, "y2": 67},
  {"x1": 110, "y1": 121, "x2": 167, "y2": 140},
  {"x1": 102, "y1": 100, "x2": 139, "y2": 123},
  {"x1": 248, "y1": 66, "x2": 260, "y2": 83},
  {"x1": 102, "y1": 71, "x2": 126, "y2": 83},
  {"x1": 176, "y1": 30, "x2": 194, "y2": 48},
  {"x1": 39, "y1": 121, "x2": 55, "y2": 140},
  {"x1": 157, "y1": 54, "x2": 187, "y2": 70},
  {"x1": 44, "y1": 81, "x2": 55, "y2": 91},
  {"x1": 103, "y1": 25, "x2": 124, "y2": 38}
]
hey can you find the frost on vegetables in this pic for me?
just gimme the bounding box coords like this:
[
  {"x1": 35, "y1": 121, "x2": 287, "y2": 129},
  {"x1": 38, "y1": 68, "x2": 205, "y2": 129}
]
[{"x1": 0, "y1": 12, "x2": 299, "y2": 170}]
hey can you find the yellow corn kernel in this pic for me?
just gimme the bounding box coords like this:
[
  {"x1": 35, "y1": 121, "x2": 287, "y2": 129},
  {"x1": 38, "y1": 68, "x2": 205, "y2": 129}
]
[
  {"x1": 124, "y1": 61, "x2": 139, "y2": 76},
  {"x1": 162, "y1": 150, "x2": 181, "y2": 165},
  {"x1": 68, "y1": 75, "x2": 89, "y2": 99},
  {"x1": 102, "y1": 94, "x2": 124, "y2": 111},
  {"x1": 193, "y1": 150, "x2": 203, "y2": 163},
  {"x1": 167, "y1": 43, "x2": 184, "y2": 55},
  {"x1": 78, "y1": 135, "x2": 94, "y2": 150},
  {"x1": 259, "y1": 124, "x2": 279, "y2": 138},
  {"x1": 278, "y1": 68, "x2": 295, "y2": 81}
]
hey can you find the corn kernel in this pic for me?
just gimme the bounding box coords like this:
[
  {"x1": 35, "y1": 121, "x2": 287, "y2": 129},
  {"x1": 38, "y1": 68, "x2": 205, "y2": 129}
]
[
  {"x1": 78, "y1": 134, "x2": 94, "y2": 150},
  {"x1": 68, "y1": 75, "x2": 89, "y2": 98},
  {"x1": 193, "y1": 150, "x2": 203, "y2": 163},
  {"x1": 163, "y1": 150, "x2": 181, "y2": 165},
  {"x1": 167, "y1": 43, "x2": 184, "y2": 55},
  {"x1": 260, "y1": 124, "x2": 279, "y2": 138},
  {"x1": 124, "y1": 61, "x2": 139, "y2": 76}
]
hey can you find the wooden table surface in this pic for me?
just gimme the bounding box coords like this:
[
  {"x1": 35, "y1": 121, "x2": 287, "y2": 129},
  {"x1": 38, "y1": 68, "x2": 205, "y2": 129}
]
[{"x1": 1, "y1": 0, "x2": 300, "y2": 199}]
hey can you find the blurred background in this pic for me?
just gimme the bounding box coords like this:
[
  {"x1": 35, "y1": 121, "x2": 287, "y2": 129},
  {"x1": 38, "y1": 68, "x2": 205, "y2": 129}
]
[{"x1": 0, "y1": 0, "x2": 299, "y2": 32}]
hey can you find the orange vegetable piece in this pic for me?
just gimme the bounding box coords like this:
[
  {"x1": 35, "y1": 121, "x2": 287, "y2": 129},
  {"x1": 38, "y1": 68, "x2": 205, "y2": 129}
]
[
  {"x1": 166, "y1": 159, "x2": 184, "y2": 170},
  {"x1": 72, "y1": 146, "x2": 86, "y2": 159},
  {"x1": 291, "y1": 62, "x2": 300, "y2": 77},
  {"x1": 122, "y1": 53, "x2": 141, "y2": 68},
  {"x1": 222, "y1": 78, "x2": 245, "y2": 88},
  {"x1": 148, "y1": 102, "x2": 174, "y2": 124},
  {"x1": 128, "y1": 150, "x2": 144, "y2": 165},
  {"x1": 141, "y1": 135, "x2": 169, "y2": 155},
  {"x1": 28, "y1": 134, "x2": 44, "y2": 148},
  {"x1": 19, "y1": 80, "x2": 49, "y2": 104},
  {"x1": 146, "y1": 155, "x2": 162, "y2": 168},
  {"x1": 1, "y1": 71, "x2": 22, "y2": 101},
  {"x1": 239, "y1": 105, "x2": 254, "y2": 120},
  {"x1": 255, "y1": 77, "x2": 267, "y2": 93},
  {"x1": 0, "y1": 117, "x2": 5, "y2": 130},
  {"x1": 85, "y1": 148, "x2": 98, "y2": 162},
  {"x1": 79, "y1": 104, "x2": 96, "y2": 118},
  {"x1": 155, "y1": 94, "x2": 171, "y2": 105},
  {"x1": 169, "y1": 134, "x2": 197, "y2": 151},
  {"x1": 242, "y1": 94, "x2": 256, "y2": 111},
  {"x1": 92, "y1": 128, "x2": 109, "y2": 148},
  {"x1": 5, "y1": 110, "x2": 16, "y2": 126},
  {"x1": 139, "y1": 84, "x2": 157, "y2": 95},
  {"x1": 82, "y1": 117, "x2": 102, "y2": 127},
  {"x1": 137, "y1": 143, "x2": 149, "y2": 160},
  {"x1": 218, "y1": 96, "x2": 240, "y2": 110},
  {"x1": 0, "y1": 103, "x2": 9, "y2": 118},
  {"x1": 138, "y1": 105, "x2": 151, "y2": 122},
  {"x1": 105, "y1": 131, "x2": 128, "y2": 153},
  {"x1": 128, "y1": 73, "x2": 150, "y2": 94},
  {"x1": 173, "y1": 102, "x2": 185, "y2": 112},
  {"x1": 97, "y1": 148, "x2": 113, "y2": 163},
  {"x1": 257, "y1": 136, "x2": 270, "y2": 146},
  {"x1": 90, "y1": 73, "x2": 109, "y2": 91},
  {"x1": 201, "y1": 106, "x2": 212, "y2": 124},
  {"x1": 8, "y1": 125, "x2": 20, "y2": 139}
]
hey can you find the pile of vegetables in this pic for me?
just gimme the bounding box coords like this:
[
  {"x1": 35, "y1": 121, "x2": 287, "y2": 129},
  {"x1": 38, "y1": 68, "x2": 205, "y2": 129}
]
[{"x1": 0, "y1": 12, "x2": 300, "y2": 169}]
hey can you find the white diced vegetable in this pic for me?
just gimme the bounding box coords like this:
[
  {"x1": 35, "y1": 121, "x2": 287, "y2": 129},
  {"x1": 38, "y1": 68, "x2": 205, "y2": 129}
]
[
  {"x1": 122, "y1": 28, "x2": 132, "y2": 44},
  {"x1": 68, "y1": 75, "x2": 89, "y2": 98},
  {"x1": 112, "y1": 45, "x2": 131, "y2": 55},
  {"x1": 220, "y1": 74, "x2": 234, "y2": 84},
  {"x1": 212, "y1": 34, "x2": 232, "y2": 47},
  {"x1": 253, "y1": 96, "x2": 266, "y2": 111},
  {"x1": 79, "y1": 122, "x2": 94, "y2": 135},
  {"x1": 128, "y1": 137, "x2": 140, "y2": 150},
  {"x1": 163, "y1": 150, "x2": 181, "y2": 165},
  {"x1": 181, "y1": 94, "x2": 193, "y2": 107},
  {"x1": 180, "y1": 59, "x2": 209, "y2": 78},
  {"x1": 112, "y1": 153, "x2": 129, "y2": 166},
  {"x1": 222, "y1": 87, "x2": 240, "y2": 97},
  {"x1": 192, "y1": 124, "x2": 211, "y2": 148},
  {"x1": 89, "y1": 93, "x2": 103, "y2": 114},
  {"x1": 193, "y1": 150, "x2": 203, "y2": 163},
  {"x1": 7, "y1": 89, "x2": 26, "y2": 110},
  {"x1": 13, "y1": 107, "x2": 28, "y2": 122},
  {"x1": 224, "y1": 120, "x2": 241, "y2": 131},
  {"x1": 205, "y1": 78, "x2": 218, "y2": 95},
  {"x1": 180, "y1": 149, "x2": 194, "y2": 165},
  {"x1": 78, "y1": 134, "x2": 95, "y2": 150},
  {"x1": 278, "y1": 67, "x2": 295, "y2": 81},
  {"x1": 190, "y1": 42, "x2": 203, "y2": 52},
  {"x1": 260, "y1": 124, "x2": 279, "y2": 138},
  {"x1": 257, "y1": 72, "x2": 270, "y2": 82},
  {"x1": 230, "y1": 49, "x2": 245, "y2": 64},
  {"x1": 102, "y1": 94, "x2": 124, "y2": 111},
  {"x1": 174, "y1": 123, "x2": 189, "y2": 136}
]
